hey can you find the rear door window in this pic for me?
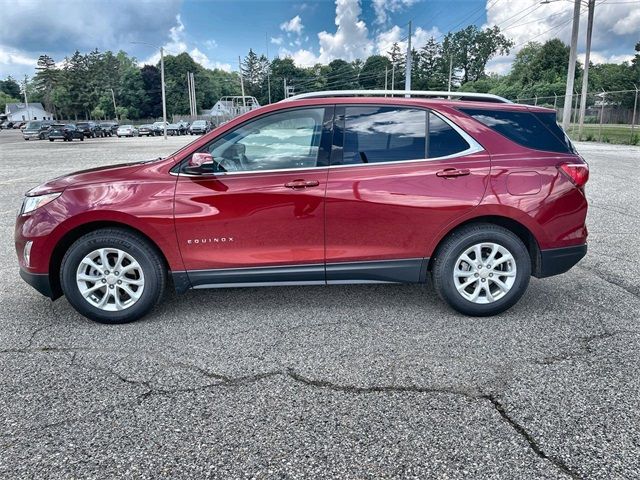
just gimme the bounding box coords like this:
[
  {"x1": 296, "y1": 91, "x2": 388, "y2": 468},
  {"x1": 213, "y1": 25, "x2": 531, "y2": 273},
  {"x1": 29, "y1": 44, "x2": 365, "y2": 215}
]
[
  {"x1": 340, "y1": 106, "x2": 427, "y2": 165},
  {"x1": 338, "y1": 106, "x2": 476, "y2": 165},
  {"x1": 428, "y1": 113, "x2": 471, "y2": 158},
  {"x1": 459, "y1": 108, "x2": 575, "y2": 154}
]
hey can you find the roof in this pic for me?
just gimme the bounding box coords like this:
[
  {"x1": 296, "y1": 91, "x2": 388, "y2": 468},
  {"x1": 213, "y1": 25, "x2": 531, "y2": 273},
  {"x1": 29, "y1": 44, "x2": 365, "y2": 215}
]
[
  {"x1": 5, "y1": 102, "x2": 46, "y2": 114},
  {"x1": 277, "y1": 95, "x2": 554, "y2": 113}
]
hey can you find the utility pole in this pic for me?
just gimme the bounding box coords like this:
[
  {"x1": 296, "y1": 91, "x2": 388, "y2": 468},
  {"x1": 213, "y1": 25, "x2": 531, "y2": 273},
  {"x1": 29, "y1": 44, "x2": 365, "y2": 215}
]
[
  {"x1": 384, "y1": 66, "x2": 388, "y2": 94},
  {"x1": 562, "y1": 0, "x2": 581, "y2": 131},
  {"x1": 578, "y1": 0, "x2": 595, "y2": 140},
  {"x1": 160, "y1": 46, "x2": 167, "y2": 139},
  {"x1": 391, "y1": 65, "x2": 395, "y2": 91},
  {"x1": 284, "y1": 78, "x2": 287, "y2": 99},
  {"x1": 131, "y1": 41, "x2": 167, "y2": 137},
  {"x1": 238, "y1": 56, "x2": 246, "y2": 107},
  {"x1": 187, "y1": 73, "x2": 192, "y2": 116},
  {"x1": 447, "y1": 55, "x2": 453, "y2": 94},
  {"x1": 110, "y1": 88, "x2": 118, "y2": 120},
  {"x1": 404, "y1": 20, "x2": 412, "y2": 95},
  {"x1": 631, "y1": 85, "x2": 638, "y2": 141},
  {"x1": 187, "y1": 72, "x2": 197, "y2": 117},
  {"x1": 23, "y1": 76, "x2": 31, "y2": 121},
  {"x1": 266, "y1": 32, "x2": 272, "y2": 104}
]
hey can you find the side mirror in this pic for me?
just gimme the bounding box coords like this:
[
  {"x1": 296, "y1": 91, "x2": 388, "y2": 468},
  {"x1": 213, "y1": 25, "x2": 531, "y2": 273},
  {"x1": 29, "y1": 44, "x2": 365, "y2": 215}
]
[{"x1": 184, "y1": 152, "x2": 215, "y2": 175}]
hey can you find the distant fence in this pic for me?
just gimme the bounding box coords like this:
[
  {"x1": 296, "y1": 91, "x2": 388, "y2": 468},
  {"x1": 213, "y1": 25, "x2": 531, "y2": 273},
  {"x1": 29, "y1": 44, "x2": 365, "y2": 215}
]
[{"x1": 514, "y1": 88, "x2": 639, "y2": 144}]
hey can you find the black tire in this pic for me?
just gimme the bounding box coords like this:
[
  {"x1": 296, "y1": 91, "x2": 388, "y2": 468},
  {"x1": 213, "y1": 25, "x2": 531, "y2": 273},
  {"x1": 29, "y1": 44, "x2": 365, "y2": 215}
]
[
  {"x1": 60, "y1": 228, "x2": 167, "y2": 324},
  {"x1": 431, "y1": 223, "x2": 531, "y2": 316},
  {"x1": 49, "y1": 138, "x2": 54, "y2": 142},
  {"x1": 80, "y1": 136, "x2": 84, "y2": 141}
]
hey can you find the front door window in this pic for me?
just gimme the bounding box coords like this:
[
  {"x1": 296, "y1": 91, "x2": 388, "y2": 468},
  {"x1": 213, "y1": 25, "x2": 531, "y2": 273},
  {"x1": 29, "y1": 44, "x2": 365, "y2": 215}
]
[{"x1": 202, "y1": 107, "x2": 326, "y2": 173}]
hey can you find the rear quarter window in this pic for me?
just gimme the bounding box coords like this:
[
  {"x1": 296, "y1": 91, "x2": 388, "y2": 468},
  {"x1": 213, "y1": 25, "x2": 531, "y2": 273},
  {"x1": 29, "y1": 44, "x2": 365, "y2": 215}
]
[{"x1": 459, "y1": 108, "x2": 575, "y2": 154}]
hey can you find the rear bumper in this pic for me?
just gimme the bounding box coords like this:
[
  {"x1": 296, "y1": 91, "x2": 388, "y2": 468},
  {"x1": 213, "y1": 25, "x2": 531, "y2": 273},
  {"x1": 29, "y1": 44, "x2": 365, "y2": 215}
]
[
  {"x1": 535, "y1": 244, "x2": 587, "y2": 278},
  {"x1": 20, "y1": 269, "x2": 55, "y2": 299}
]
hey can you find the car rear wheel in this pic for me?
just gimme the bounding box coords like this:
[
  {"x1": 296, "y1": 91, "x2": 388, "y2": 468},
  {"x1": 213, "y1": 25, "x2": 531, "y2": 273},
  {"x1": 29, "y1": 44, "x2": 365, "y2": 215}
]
[
  {"x1": 431, "y1": 223, "x2": 531, "y2": 316},
  {"x1": 60, "y1": 228, "x2": 166, "y2": 324}
]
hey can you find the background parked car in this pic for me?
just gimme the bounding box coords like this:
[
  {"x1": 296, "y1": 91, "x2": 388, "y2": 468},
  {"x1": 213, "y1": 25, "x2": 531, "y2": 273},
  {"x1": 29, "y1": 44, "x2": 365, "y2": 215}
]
[
  {"x1": 76, "y1": 121, "x2": 104, "y2": 138},
  {"x1": 188, "y1": 120, "x2": 211, "y2": 135},
  {"x1": 151, "y1": 121, "x2": 169, "y2": 136},
  {"x1": 166, "y1": 123, "x2": 188, "y2": 136},
  {"x1": 99, "y1": 122, "x2": 118, "y2": 137},
  {"x1": 138, "y1": 124, "x2": 154, "y2": 137},
  {"x1": 13, "y1": 122, "x2": 26, "y2": 129},
  {"x1": 0, "y1": 121, "x2": 14, "y2": 129},
  {"x1": 47, "y1": 124, "x2": 84, "y2": 142},
  {"x1": 116, "y1": 125, "x2": 138, "y2": 137},
  {"x1": 22, "y1": 120, "x2": 53, "y2": 140}
]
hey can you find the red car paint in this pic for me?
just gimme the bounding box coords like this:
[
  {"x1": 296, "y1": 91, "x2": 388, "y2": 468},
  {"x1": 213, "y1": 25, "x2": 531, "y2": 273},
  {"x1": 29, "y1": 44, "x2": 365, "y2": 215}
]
[{"x1": 15, "y1": 96, "x2": 588, "y2": 297}]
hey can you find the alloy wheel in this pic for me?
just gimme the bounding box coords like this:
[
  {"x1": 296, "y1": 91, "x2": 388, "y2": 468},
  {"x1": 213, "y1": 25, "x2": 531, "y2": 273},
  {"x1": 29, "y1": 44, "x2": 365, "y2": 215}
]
[
  {"x1": 75, "y1": 248, "x2": 145, "y2": 311},
  {"x1": 453, "y1": 242, "x2": 517, "y2": 304}
]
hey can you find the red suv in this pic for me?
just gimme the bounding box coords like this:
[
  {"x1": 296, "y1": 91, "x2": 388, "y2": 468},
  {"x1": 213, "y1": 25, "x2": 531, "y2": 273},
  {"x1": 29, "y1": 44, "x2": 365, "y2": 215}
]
[{"x1": 15, "y1": 91, "x2": 588, "y2": 323}]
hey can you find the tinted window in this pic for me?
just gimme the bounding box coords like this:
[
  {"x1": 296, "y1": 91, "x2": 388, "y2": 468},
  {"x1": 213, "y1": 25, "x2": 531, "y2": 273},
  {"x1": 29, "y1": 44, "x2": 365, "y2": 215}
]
[
  {"x1": 202, "y1": 107, "x2": 325, "y2": 172},
  {"x1": 341, "y1": 106, "x2": 426, "y2": 165},
  {"x1": 428, "y1": 113, "x2": 471, "y2": 158},
  {"x1": 460, "y1": 108, "x2": 574, "y2": 154}
]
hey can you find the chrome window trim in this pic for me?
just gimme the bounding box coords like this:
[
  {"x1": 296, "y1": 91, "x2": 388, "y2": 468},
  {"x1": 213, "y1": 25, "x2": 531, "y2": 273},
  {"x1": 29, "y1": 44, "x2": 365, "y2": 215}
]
[{"x1": 171, "y1": 108, "x2": 484, "y2": 178}]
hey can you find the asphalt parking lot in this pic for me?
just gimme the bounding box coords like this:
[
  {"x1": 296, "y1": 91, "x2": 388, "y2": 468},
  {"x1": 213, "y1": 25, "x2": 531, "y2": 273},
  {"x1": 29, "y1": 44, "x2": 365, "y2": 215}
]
[{"x1": 0, "y1": 128, "x2": 638, "y2": 479}]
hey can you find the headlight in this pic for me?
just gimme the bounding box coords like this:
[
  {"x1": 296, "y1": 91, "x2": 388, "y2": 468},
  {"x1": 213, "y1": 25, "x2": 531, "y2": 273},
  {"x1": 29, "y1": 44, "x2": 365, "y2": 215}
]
[{"x1": 21, "y1": 192, "x2": 62, "y2": 215}]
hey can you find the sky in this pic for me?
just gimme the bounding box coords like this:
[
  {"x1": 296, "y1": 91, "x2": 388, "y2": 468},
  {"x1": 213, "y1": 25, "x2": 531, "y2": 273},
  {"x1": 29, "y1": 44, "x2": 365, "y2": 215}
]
[{"x1": 0, "y1": 0, "x2": 638, "y2": 82}]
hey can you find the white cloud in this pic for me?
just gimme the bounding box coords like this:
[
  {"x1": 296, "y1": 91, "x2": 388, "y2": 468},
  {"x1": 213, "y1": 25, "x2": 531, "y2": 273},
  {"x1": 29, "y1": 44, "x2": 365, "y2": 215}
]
[
  {"x1": 317, "y1": 0, "x2": 373, "y2": 62},
  {"x1": 372, "y1": 0, "x2": 418, "y2": 25},
  {"x1": 0, "y1": 0, "x2": 180, "y2": 78},
  {"x1": 612, "y1": 9, "x2": 640, "y2": 35},
  {"x1": 287, "y1": 48, "x2": 322, "y2": 67},
  {"x1": 486, "y1": 0, "x2": 639, "y2": 74},
  {"x1": 142, "y1": 15, "x2": 230, "y2": 71},
  {"x1": 376, "y1": 25, "x2": 440, "y2": 56},
  {"x1": 280, "y1": 0, "x2": 375, "y2": 66},
  {"x1": 280, "y1": 15, "x2": 304, "y2": 35},
  {"x1": 271, "y1": 36, "x2": 284, "y2": 45},
  {"x1": 204, "y1": 39, "x2": 218, "y2": 49},
  {"x1": 0, "y1": 47, "x2": 37, "y2": 68}
]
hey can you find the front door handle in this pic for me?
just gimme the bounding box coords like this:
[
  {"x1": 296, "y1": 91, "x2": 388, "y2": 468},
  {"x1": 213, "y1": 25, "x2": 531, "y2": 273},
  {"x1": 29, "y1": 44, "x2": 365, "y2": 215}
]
[
  {"x1": 436, "y1": 168, "x2": 470, "y2": 178},
  {"x1": 285, "y1": 179, "x2": 320, "y2": 189}
]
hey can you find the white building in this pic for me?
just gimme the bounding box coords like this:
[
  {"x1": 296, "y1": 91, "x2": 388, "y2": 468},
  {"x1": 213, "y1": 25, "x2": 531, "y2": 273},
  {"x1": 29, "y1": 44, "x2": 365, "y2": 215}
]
[{"x1": 5, "y1": 102, "x2": 54, "y2": 122}]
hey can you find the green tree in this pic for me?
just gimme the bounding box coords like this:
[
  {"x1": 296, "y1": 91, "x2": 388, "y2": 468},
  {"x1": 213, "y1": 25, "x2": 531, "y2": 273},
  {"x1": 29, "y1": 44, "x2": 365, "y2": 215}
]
[
  {"x1": 444, "y1": 25, "x2": 513, "y2": 83},
  {"x1": 358, "y1": 55, "x2": 391, "y2": 89},
  {"x1": 0, "y1": 76, "x2": 21, "y2": 98},
  {"x1": 33, "y1": 54, "x2": 59, "y2": 114},
  {"x1": 0, "y1": 91, "x2": 20, "y2": 113}
]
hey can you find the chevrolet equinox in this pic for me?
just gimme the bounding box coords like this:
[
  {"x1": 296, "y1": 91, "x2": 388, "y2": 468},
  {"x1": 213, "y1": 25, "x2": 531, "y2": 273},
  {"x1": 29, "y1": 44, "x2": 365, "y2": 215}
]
[{"x1": 15, "y1": 91, "x2": 588, "y2": 323}]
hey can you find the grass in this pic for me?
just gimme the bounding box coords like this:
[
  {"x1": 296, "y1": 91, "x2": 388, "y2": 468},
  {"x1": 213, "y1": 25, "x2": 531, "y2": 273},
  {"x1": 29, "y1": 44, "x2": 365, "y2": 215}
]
[{"x1": 566, "y1": 124, "x2": 639, "y2": 145}]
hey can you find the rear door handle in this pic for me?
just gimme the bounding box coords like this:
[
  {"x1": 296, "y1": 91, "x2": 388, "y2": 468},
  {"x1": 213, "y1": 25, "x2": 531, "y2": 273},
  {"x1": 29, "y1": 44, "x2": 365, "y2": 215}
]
[
  {"x1": 284, "y1": 179, "x2": 320, "y2": 189},
  {"x1": 436, "y1": 168, "x2": 470, "y2": 178}
]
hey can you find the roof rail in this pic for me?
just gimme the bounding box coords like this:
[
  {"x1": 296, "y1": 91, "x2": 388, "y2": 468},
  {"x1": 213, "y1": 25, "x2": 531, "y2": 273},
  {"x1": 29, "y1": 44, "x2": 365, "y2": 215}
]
[{"x1": 283, "y1": 89, "x2": 511, "y2": 103}]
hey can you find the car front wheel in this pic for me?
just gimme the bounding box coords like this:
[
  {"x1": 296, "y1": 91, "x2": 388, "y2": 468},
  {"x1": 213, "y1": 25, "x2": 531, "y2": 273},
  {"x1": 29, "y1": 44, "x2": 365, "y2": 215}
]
[
  {"x1": 60, "y1": 228, "x2": 166, "y2": 324},
  {"x1": 431, "y1": 223, "x2": 531, "y2": 316}
]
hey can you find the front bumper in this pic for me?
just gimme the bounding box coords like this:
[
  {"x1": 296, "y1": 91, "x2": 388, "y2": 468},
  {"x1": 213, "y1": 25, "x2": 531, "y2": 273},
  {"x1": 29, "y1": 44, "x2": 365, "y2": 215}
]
[
  {"x1": 20, "y1": 269, "x2": 55, "y2": 298},
  {"x1": 535, "y1": 244, "x2": 587, "y2": 278}
]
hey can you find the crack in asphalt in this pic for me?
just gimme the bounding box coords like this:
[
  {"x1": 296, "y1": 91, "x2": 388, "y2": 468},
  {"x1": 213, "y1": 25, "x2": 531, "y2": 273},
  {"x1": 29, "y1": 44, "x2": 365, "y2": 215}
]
[
  {"x1": 0, "y1": 345, "x2": 600, "y2": 478},
  {"x1": 535, "y1": 331, "x2": 618, "y2": 365},
  {"x1": 481, "y1": 394, "x2": 582, "y2": 479},
  {"x1": 577, "y1": 265, "x2": 640, "y2": 299}
]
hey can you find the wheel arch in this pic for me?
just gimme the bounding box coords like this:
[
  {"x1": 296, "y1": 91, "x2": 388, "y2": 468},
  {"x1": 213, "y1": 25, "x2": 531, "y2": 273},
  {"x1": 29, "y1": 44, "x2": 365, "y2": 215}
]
[
  {"x1": 427, "y1": 215, "x2": 542, "y2": 276},
  {"x1": 48, "y1": 221, "x2": 171, "y2": 300}
]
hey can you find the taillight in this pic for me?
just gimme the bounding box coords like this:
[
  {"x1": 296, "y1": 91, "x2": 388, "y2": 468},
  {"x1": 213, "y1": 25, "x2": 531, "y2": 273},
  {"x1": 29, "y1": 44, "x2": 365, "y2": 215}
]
[{"x1": 558, "y1": 162, "x2": 589, "y2": 187}]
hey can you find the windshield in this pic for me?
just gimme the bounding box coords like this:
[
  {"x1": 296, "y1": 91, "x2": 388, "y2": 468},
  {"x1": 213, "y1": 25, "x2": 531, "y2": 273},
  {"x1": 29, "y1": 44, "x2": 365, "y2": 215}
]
[
  {"x1": 193, "y1": 121, "x2": 206, "y2": 126},
  {"x1": 25, "y1": 121, "x2": 43, "y2": 129}
]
